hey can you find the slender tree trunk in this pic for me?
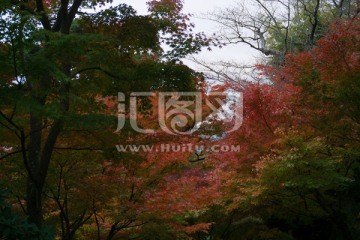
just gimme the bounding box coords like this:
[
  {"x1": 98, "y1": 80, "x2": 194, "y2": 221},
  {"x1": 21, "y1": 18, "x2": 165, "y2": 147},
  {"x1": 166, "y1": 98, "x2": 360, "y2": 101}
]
[
  {"x1": 26, "y1": 96, "x2": 67, "y2": 228},
  {"x1": 26, "y1": 180, "x2": 43, "y2": 226},
  {"x1": 26, "y1": 69, "x2": 69, "y2": 228},
  {"x1": 26, "y1": 96, "x2": 45, "y2": 226}
]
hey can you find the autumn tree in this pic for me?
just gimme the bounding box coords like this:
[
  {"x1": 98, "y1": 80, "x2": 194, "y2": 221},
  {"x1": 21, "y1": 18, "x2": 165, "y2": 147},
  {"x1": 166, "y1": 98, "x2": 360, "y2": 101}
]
[
  {"x1": 0, "y1": 0, "x2": 210, "y2": 232},
  {"x1": 195, "y1": 18, "x2": 360, "y2": 240}
]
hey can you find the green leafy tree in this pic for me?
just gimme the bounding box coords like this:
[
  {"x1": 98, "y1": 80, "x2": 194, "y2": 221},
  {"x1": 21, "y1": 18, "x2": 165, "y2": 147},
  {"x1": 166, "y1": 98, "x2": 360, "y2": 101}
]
[{"x1": 0, "y1": 0, "x2": 208, "y2": 230}]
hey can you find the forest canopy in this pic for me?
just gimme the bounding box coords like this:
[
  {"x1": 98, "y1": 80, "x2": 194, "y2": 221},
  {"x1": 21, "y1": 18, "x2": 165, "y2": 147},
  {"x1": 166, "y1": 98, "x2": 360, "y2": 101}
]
[{"x1": 0, "y1": 0, "x2": 359, "y2": 239}]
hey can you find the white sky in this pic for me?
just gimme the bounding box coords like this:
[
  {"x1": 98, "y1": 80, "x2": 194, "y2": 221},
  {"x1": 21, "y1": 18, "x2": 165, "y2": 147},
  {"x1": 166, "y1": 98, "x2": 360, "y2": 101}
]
[{"x1": 112, "y1": 0, "x2": 261, "y2": 70}]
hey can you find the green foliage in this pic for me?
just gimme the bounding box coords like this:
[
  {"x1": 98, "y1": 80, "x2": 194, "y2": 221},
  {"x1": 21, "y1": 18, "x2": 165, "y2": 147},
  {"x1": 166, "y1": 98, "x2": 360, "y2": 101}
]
[
  {"x1": 0, "y1": 189, "x2": 54, "y2": 240},
  {"x1": 1, "y1": 0, "x2": 360, "y2": 239}
]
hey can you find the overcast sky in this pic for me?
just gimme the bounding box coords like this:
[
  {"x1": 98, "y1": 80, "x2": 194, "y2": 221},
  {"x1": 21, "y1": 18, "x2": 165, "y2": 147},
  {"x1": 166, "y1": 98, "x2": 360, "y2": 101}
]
[{"x1": 112, "y1": 0, "x2": 261, "y2": 70}]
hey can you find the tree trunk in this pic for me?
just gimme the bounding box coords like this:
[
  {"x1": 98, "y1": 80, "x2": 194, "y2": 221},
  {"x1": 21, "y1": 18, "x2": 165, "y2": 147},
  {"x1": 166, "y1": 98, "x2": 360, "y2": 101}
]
[
  {"x1": 26, "y1": 180, "x2": 43, "y2": 227},
  {"x1": 26, "y1": 100, "x2": 45, "y2": 226},
  {"x1": 26, "y1": 106, "x2": 66, "y2": 228},
  {"x1": 15, "y1": 0, "x2": 81, "y2": 229}
]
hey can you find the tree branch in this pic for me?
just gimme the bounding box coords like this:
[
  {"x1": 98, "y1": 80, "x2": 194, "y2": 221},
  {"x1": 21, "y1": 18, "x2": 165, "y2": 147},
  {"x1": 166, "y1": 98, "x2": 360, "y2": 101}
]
[
  {"x1": 71, "y1": 67, "x2": 123, "y2": 80},
  {"x1": 36, "y1": 0, "x2": 51, "y2": 30},
  {"x1": 0, "y1": 149, "x2": 23, "y2": 161}
]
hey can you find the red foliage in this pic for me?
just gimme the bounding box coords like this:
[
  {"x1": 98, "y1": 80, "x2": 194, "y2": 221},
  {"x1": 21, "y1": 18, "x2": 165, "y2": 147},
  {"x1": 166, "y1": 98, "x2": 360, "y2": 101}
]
[{"x1": 198, "y1": 19, "x2": 360, "y2": 213}]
